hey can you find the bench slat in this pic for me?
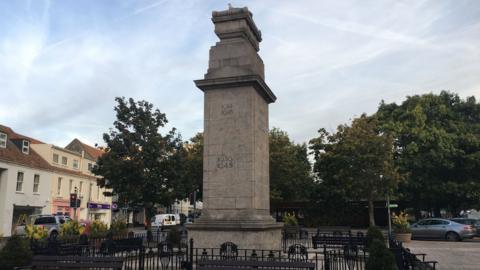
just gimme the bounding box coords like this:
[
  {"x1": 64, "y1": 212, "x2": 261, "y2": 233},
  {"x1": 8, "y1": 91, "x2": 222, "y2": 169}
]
[
  {"x1": 199, "y1": 259, "x2": 315, "y2": 269},
  {"x1": 33, "y1": 256, "x2": 124, "y2": 262},
  {"x1": 31, "y1": 255, "x2": 124, "y2": 269},
  {"x1": 32, "y1": 262, "x2": 124, "y2": 268}
]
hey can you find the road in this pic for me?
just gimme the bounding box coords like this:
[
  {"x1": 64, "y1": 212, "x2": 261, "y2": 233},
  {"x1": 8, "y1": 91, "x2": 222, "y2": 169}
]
[{"x1": 404, "y1": 238, "x2": 480, "y2": 270}]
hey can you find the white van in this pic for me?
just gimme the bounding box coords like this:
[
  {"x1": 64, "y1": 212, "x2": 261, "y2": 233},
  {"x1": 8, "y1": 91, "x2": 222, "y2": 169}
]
[{"x1": 151, "y1": 214, "x2": 178, "y2": 227}]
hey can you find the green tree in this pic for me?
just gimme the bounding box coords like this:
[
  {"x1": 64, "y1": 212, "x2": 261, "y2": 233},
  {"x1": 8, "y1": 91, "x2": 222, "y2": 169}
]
[
  {"x1": 180, "y1": 129, "x2": 314, "y2": 202},
  {"x1": 310, "y1": 114, "x2": 401, "y2": 226},
  {"x1": 269, "y1": 128, "x2": 314, "y2": 201},
  {"x1": 183, "y1": 133, "x2": 204, "y2": 201},
  {"x1": 377, "y1": 91, "x2": 480, "y2": 216},
  {"x1": 93, "y1": 97, "x2": 185, "y2": 229}
]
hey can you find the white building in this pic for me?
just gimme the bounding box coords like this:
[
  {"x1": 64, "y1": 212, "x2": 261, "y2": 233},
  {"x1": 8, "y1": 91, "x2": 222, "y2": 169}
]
[{"x1": 0, "y1": 125, "x2": 53, "y2": 236}]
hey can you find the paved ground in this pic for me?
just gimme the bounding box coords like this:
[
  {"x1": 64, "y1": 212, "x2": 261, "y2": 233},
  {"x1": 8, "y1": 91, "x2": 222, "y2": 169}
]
[{"x1": 404, "y1": 238, "x2": 480, "y2": 270}]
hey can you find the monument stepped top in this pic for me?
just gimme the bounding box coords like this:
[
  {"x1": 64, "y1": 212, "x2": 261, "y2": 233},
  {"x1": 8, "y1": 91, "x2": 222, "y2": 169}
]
[{"x1": 212, "y1": 6, "x2": 262, "y2": 51}]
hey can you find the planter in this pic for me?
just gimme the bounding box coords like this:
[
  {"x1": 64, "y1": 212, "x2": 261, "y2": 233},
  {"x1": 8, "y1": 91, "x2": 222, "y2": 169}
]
[{"x1": 394, "y1": 232, "x2": 412, "y2": 243}]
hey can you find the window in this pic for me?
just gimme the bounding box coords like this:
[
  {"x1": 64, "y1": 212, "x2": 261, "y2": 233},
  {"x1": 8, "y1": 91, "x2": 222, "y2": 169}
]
[
  {"x1": 430, "y1": 220, "x2": 443, "y2": 225},
  {"x1": 97, "y1": 186, "x2": 100, "y2": 200},
  {"x1": 34, "y1": 216, "x2": 56, "y2": 225},
  {"x1": 89, "y1": 183, "x2": 93, "y2": 200},
  {"x1": 33, "y1": 174, "x2": 40, "y2": 193},
  {"x1": 69, "y1": 179, "x2": 73, "y2": 193},
  {"x1": 417, "y1": 220, "x2": 429, "y2": 226},
  {"x1": 79, "y1": 181, "x2": 83, "y2": 196},
  {"x1": 22, "y1": 140, "x2": 29, "y2": 154},
  {"x1": 62, "y1": 156, "x2": 68, "y2": 166},
  {"x1": 53, "y1": 153, "x2": 59, "y2": 163},
  {"x1": 57, "y1": 177, "x2": 62, "y2": 195},
  {"x1": 73, "y1": 159, "x2": 79, "y2": 169},
  {"x1": 16, "y1": 172, "x2": 24, "y2": 192},
  {"x1": 0, "y1": 132, "x2": 6, "y2": 148},
  {"x1": 88, "y1": 163, "x2": 93, "y2": 171}
]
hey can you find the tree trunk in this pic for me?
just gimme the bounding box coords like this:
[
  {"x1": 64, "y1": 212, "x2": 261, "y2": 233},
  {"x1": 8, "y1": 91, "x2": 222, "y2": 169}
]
[
  {"x1": 368, "y1": 199, "x2": 375, "y2": 226},
  {"x1": 144, "y1": 206, "x2": 154, "y2": 231}
]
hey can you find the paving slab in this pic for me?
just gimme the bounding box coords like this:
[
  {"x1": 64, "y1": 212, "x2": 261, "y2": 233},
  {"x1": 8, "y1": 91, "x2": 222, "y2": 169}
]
[{"x1": 404, "y1": 238, "x2": 480, "y2": 270}]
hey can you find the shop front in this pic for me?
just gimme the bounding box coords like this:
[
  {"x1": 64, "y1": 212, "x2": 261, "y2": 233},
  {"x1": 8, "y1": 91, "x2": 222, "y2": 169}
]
[
  {"x1": 87, "y1": 202, "x2": 110, "y2": 224},
  {"x1": 11, "y1": 205, "x2": 43, "y2": 230},
  {"x1": 52, "y1": 198, "x2": 83, "y2": 220}
]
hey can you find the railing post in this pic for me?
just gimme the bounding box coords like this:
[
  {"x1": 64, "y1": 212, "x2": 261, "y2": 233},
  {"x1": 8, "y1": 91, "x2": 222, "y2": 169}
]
[
  {"x1": 138, "y1": 246, "x2": 145, "y2": 270},
  {"x1": 186, "y1": 238, "x2": 193, "y2": 270},
  {"x1": 323, "y1": 244, "x2": 330, "y2": 270}
]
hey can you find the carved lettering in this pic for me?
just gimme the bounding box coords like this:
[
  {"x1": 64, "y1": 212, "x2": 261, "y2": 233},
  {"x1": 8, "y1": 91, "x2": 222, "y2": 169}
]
[
  {"x1": 221, "y1": 104, "x2": 233, "y2": 115},
  {"x1": 216, "y1": 155, "x2": 234, "y2": 169}
]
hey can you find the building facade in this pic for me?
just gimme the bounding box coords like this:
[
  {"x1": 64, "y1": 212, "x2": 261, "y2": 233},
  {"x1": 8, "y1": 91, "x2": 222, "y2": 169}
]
[
  {"x1": 0, "y1": 125, "x2": 53, "y2": 236},
  {"x1": 31, "y1": 140, "x2": 112, "y2": 225}
]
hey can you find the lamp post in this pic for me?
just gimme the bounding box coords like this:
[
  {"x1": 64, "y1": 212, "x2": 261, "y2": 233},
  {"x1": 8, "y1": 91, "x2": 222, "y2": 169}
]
[
  {"x1": 387, "y1": 192, "x2": 392, "y2": 243},
  {"x1": 73, "y1": 187, "x2": 78, "y2": 221}
]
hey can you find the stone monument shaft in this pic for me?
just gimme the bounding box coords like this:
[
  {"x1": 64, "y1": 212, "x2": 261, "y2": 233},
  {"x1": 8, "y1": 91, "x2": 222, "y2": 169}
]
[{"x1": 190, "y1": 6, "x2": 281, "y2": 250}]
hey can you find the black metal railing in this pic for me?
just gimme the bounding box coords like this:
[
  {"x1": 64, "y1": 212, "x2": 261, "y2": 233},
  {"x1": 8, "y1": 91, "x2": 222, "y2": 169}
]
[
  {"x1": 324, "y1": 246, "x2": 368, "y2": 270},
  {"x1": 15, "y1": 230, "x2": 442, "y2": 270},
  {"x1": 389, "y1": 237, "x2": 438, "y2": 270}
]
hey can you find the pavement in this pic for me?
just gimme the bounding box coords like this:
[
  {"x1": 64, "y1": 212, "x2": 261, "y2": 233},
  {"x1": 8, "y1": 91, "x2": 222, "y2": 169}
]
[{"x1": 403, "y1": 238, "x2": 480, "y2": 270}]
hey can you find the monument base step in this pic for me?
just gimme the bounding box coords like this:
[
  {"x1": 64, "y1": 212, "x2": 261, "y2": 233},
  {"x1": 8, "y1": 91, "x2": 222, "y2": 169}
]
[{"x1": 187, "y1": 222, "x2": 283, "y2": 250}]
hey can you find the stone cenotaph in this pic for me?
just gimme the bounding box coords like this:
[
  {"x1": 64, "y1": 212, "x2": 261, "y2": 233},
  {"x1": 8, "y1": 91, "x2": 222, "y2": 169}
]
[{"x1": 187, "y1": 6, "x2": 283, "y2": 250}]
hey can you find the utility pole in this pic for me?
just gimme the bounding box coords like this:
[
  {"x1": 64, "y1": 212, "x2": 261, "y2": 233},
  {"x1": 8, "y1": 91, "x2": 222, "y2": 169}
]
[
  {"x1": 73, "y1": 187, "x2": 78, "y2": 221},
  {"x1": 387, "y1": 193, "x2": 392, "y2": 247},
  {"x1": 192, "y1": 190, "x2": 197, "y2": 223}
]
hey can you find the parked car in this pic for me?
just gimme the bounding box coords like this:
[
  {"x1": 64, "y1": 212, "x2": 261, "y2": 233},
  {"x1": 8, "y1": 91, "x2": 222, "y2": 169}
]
[
  {"x1": 450, "y1": 218, "x2": 480, "y2": 236},
  {"x1": 15, "y1": 214, "x2": 69, "y2": 238},
  {"x1": 411, "y1": 218, "x2": 475, "y2": 241},
  {"x1": 151, "y1": 214, "x2": 177, "y2": 228}
]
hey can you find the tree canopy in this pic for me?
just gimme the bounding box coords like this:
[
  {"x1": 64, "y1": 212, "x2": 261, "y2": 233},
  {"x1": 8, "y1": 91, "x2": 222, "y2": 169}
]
[
  {"x1": 269, "y1": 128, "x2": 314, "y2": 201},
  {"x1": 310, "y1": 114, "x2": 402, "y2": 225},
  {"x1": 377, "y1": 91, "x2": 480, "y2": 216},
  {"x1": 93, "y1": 97, "x2": 185, "y2": 227},
  {"x1": 182, "y1": 133, "x2": 204, "y2": 201},
  {"x1": 179, "y1": 129, "x2": 315, "y2": 203}
]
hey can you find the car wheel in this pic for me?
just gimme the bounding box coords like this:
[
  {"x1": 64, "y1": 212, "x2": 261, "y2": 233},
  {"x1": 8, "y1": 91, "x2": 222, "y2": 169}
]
[
  {"x1": 50, "y1": 230, "x2": 58, "y2": 239},
  {"x1": 446, "y1": 232, "x2": 460, "y2": 242}
]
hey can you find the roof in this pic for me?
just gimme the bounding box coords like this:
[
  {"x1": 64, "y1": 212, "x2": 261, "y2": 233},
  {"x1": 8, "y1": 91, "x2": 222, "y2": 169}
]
[
  {"x1": 52, "y1": 166, "x2": 97, "y2": 180},
  {"x1": 0, "y1": 125, "x2": 100, "y2": 180},
  {"x1": 0, "y1": 125, "x2": 52, "y2": 171},
  {"x1": 0, "y1": 125, "x2": 44, "y2": 144},
  {"x1": 65, "y1": 138, "x2": 104, "y2": 160}
]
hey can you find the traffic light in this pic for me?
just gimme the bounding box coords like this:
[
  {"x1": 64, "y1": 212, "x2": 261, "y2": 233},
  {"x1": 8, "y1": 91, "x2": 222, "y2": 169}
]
[{"x1": 70, "y1": 193, "x2": 77, "y2": 208}]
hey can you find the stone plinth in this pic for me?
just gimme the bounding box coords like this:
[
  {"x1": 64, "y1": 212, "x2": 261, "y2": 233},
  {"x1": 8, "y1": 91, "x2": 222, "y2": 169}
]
[{"x1": 188, "y1": 6, "x2": 282, "y2": 250}]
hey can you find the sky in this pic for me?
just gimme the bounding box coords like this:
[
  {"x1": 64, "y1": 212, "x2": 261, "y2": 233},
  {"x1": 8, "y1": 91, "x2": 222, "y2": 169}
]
[{"x1": 1, "y1": 0, "x2": 479, "y2": 147}]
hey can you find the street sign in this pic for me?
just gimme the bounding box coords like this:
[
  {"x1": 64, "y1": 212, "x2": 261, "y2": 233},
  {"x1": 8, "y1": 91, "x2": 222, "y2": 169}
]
[{"x1": 388, "y1": 204, "x2": 398, "y2": 208}]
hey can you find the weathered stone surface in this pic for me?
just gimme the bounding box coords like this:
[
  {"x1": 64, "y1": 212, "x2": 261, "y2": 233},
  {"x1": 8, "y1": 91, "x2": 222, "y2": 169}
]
[
  {"x1": 188, "y1": 6, "x2": 282, "y2": 250},
  {"x1": 189, "y1": 227, "x2": 281, "y2": 250}
]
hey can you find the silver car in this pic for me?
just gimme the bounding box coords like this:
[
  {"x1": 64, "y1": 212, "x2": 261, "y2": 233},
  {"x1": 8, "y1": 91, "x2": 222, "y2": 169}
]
[
  {"x1": 15, "y1": 214, "x2": 69, "y2": 238},
  {"x1": 411, "y1": 218, "x2": 475, "y2": 241}
]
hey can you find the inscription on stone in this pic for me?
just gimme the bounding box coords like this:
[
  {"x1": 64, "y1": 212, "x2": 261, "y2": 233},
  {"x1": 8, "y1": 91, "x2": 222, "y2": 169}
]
[
  {"x1": 221, "y1": 104, "x2": 233, "y2": 115},
  {"x1": 217, "y1": 154, "x2": 234, "y2": 169}
]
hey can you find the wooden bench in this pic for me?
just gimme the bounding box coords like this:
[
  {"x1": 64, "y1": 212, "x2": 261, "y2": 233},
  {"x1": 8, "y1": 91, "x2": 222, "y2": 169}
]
[
  {"x1": 312, "y1": 233, "x2": 365, "y2": 249},
  {"x1": 16, "y1": 255, "x2": 124, "y2": 270},
  {"x1": 198, "y1": 259, "x2": 315, "y2": 270},
  {"x1": 315, "y1": 226, "x2": 351, "y2": 236}
]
